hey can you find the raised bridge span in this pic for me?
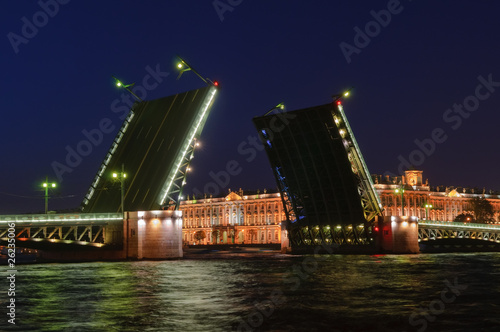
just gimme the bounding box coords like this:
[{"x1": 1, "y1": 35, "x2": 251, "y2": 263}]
[
  {"x1": 251, "y1": 99, "x2": 500, "y2": 254},
  {"x1": 253, "y1": 101, "x2": 383, "y2": 252}
]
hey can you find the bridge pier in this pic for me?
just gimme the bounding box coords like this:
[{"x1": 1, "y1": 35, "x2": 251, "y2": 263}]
[
  {"x1": 279, "y1": 216, "x2": 419, "y2": 255},
  {"x1": 124, "y1": 210, "x2": 183, "y2": 259},
  {"x1": 376, "y1": 216, "x2": 420, "y2": 254}
]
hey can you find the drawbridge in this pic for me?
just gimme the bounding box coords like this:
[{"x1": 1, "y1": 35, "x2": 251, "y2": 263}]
[
  {"x1": 253, "y1": 100, "x2": 383, "y2": 248},
  {"x1": 82, "y1": 85, "x2": 217, "y2": 213}
]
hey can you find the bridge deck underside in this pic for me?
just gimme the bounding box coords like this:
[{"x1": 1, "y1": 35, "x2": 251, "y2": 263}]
[
  {"x1": 253, "y1": 104, "x2": 374, "y2": 246},
  {"x1": 83, "y1": 86, "x2": 214, "y2": 213}
]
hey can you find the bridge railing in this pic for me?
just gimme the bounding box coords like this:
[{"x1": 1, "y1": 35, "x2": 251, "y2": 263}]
[
  {"x1": 419, "y1": 220, "x2": 500, "y2": 230},
  {"x1": 0, "y1": 213, "x2": 123, "y2": 223}
]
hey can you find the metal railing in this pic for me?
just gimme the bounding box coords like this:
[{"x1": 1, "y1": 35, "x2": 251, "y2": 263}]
[
  {"x1": 419, "y1": 220, "x2": 500, "y2": 230},
  {"x1": 0, "y1": 212, "x2": 123, "y2": 223}
]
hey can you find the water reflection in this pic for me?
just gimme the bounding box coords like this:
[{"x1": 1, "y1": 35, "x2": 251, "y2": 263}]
[{"x1": 5, "y1": 253, "x2": 500, "y2": 331}]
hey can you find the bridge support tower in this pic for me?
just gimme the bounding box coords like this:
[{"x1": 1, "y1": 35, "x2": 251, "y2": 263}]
[
  {"x1": 375, "y1": 216, "x2": 419, "y2": 254},
  {"x1": 124, "y1": 210, "x2": 183, "y2": 259}
]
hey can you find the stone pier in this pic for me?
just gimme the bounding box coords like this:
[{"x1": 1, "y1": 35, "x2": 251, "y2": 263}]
[
  {"x1": 376, "y1": 216, "x2": 420, "y2": 254},
  {"x1": 124, "y1": 210, "x2": 183, "y2": 259}
]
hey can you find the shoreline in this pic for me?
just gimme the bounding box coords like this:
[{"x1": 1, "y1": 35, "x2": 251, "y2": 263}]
[{"x1": 3, "y1": 242, "x2": 500, "y2": 265}]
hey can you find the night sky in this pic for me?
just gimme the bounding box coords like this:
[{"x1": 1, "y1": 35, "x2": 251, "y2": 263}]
[{"x1": 2, "y1": 1, "x2": 500, "y2": 214}]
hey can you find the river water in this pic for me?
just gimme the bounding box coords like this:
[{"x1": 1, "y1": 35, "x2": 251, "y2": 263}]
[{"x1": 2, "y1": 251, "x2": 500, "y2": 331}]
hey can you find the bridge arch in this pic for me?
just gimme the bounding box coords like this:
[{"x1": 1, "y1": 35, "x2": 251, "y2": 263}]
[{"x1": 418, "y1": 221, "x2": 500, "y2": 244}]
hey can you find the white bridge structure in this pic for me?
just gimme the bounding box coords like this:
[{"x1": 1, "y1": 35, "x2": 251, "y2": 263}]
[
  {"x1": 0, "y1": 213, "x2": 123, "y2": 247},
  {"x1": 418, "y1": 221, "x2": 500, "y2": 244}
]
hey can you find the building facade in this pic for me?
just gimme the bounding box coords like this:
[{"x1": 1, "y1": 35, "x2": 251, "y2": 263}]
[
  {"x1": 373, "y1": 170, "x2": 500, "y2": 223},
  {"x1": 181, "y1": 170, "x2": 500, "y2": 245},
  {"x1": 180, "y1": 189, "x2": 284, "y2": 245}
]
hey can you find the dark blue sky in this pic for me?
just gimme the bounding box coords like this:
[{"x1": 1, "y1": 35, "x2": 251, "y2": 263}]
[{"x1": 2, "y1": 0, "x2": 500, "y2": 214}]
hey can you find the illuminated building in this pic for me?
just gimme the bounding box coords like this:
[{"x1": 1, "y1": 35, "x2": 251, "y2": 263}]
[
  {"x1": 180, "y1": 189, "x2": 283, "y2": 245},
  {"x1": 180, "y1": 170, "x2": 500, "y2": 244},
  {"x1": 373, "y1": 170, "x2": 500, "y2": 222}
]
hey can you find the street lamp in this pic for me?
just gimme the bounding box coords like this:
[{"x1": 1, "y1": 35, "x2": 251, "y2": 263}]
[
  {"x1": 176, "y1": 56, "x2": 212, "y2": 85},
  {"x1": 263, "y1": 102, "x2": 286, "y2": 116},
  {"x1": 112, "y1": 164, "x2": 127, "y2": 214},
  {"x1": 425, "y1": 203, "x2": 433, "y2": 220},
  {"x1": 332, "y1": 87, "x2": 353, "y2": 104},
  {"x1": 42, "y1": 177, "x2": 57, "y2": 214},
  {"x1": 395, "y1": 186, "x2": 405, "y2": 216},
  {"x1": 112, "y1": 75, "x2": 142, "y2": 101}
]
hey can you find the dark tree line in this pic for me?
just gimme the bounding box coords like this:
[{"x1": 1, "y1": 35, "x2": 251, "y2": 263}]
[{"x1": 454, "y1": 197, "x2": 495, "y2": 223}]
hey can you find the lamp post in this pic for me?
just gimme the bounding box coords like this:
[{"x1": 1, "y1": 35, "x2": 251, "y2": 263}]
[
  {"x1": 332, "y1": 88, "x2": 353, "y2": 103},
  {"x1": 425, "y1": 203, "x2": 433, "y2": 220},
  {"x1": 176, "y1": 56, "x2": 212, "y2": 85},
  {"x1": 263, "y1": 102, "x2": 285, "y2": 116},
  {"x1": 112, "y1": 75, "x2": 142, "y2": 101},
  {"x1": 395, "y1": 186, "x2": 405, "y2": 216},
  {"x1": 113, "y1": 164, "x2": 127, "y2": 214},
  {"x1": 42, "y1": 177, "x2": 57, "y2": 214}
]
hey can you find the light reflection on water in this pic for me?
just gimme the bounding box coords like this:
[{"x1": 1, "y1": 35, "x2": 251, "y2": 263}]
[{"x1": 3, "y1": 253, "x2": 500, "y2": 331}]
